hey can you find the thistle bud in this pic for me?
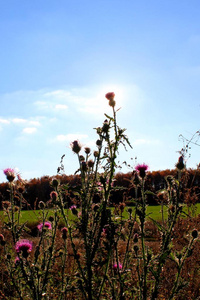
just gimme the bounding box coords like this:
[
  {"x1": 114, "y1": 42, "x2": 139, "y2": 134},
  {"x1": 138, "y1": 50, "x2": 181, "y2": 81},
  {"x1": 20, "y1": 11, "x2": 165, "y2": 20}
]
[
  {"x1": 176, "y1": 156, "x2": 185, "y2": 171},
  {"x1": 192, "y1": 229, "x2": 198, "y2": 239},
  {"x1": 51, "y1": 178, "x2": 59, "y2": 188},
  {"x1": 70, "y1": 140, "x2": 82, "y2": 154},
  {"x1": 84, "y1": 147, "x2": 91, "y2": 154}
]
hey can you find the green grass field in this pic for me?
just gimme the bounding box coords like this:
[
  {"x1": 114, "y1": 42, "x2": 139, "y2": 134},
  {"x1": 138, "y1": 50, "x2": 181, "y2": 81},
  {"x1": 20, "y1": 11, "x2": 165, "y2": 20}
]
[{"x1": 0, "y1": 204, "x2": 200, "y2": 227}]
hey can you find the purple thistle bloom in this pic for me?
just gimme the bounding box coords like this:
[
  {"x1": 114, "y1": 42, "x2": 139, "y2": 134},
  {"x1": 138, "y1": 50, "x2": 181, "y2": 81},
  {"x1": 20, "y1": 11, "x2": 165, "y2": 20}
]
[
  {"x1": 113, "y1": 262, "x2": 123, "y2": 271},
  {"x1": 3, "y1": 168, "x2": 16, "y2": 182},
  {"x1": 135, "y1": 163, "x2": 149, "y2": 178},
  {"x1": 15, "y1": 239, "x2": 33, "y2": 258},
  {"x1": 15, "y1": 256, "x2": 20, "y2": 264},
  {"x1": 37, "y1": 221, "x2": 52, "y2": 232},
  {"x1": 61, "y1": 227, "x2": 68, "y2": 239},
  {"x1": 70, "y1": 205, "x2": 77, "y2": 210}
]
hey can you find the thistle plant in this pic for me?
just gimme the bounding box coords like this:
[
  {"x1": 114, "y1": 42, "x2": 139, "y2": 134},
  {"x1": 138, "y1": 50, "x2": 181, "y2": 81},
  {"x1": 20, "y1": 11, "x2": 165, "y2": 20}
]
[
  {"x1": 0, "y1": 93, "x2": 199, "y2": 300},
  {"x1": 53, "y1": 92, "x2": 132, "y2": 300}
]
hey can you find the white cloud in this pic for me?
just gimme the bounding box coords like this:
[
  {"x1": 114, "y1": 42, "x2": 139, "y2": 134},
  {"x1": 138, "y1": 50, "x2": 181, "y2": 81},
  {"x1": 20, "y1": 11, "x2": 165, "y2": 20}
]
[
  {"x1": 12, "y1": 118, "x2": 27, "y2": 124},
  {"x1": 22, "y1": 127, "x2": 37, "y2": 134},
  {"x1": 0, "y1": 118, "x2": 10, "y2": 124},
  {"x1": 55, "y1": 104, "x2": 68, "y2": 110},
  {"x1": 29, "y1": 120, "x2": 41, "y2": 126},
  {"x1": 44, "y1": 90, "x2": 71, "y2": 99}
]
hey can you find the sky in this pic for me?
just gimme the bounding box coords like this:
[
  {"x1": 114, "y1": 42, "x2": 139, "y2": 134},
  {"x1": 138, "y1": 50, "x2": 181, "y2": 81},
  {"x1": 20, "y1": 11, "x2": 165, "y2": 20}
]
[{"x1": 0, "y1": 0, "x2": 200, "y2": 183}]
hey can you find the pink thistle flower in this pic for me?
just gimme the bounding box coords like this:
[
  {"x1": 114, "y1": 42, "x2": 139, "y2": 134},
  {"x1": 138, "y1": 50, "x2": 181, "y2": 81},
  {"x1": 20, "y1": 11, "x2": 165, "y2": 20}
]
[
  {"x1": 15, "y1": 239, "x2": 33, "y2": 258},
  {"x1": 50, "y1": 191, "x2": 58, "y2": 202},
  {"x1": 70, "y1": 205, "x2": 77, "y2": 210},
  {"x1": 70, "y1": 205, "x2": 78, "y2": 215},
  {"x1": 105, "y1": 92, "x2": 115, "y2": 101},
  {"x1": 70, "y1": 140, "x2": 82, "y2": 154},
  {"x1": 15, "y1": 256, "x2": 20, "y2": 264},
  {"x1": 3, "y1": 168, "x2": 16, "y2": 182},
  {"x1": 135, "y1": 163, "x2": 149, "y2": 179},
  {"x1": 37, "y1": 221, "x2": 52, "y2": 232},
  {"x1": 0, "y1": 234, "x2": 4, "y2": 242},
  {"x1": 61, "y1": 227, "x2": 68, "y2": 240},
  {"x1": 113, "y1": 262, "x2": 123, "y2": 271}
]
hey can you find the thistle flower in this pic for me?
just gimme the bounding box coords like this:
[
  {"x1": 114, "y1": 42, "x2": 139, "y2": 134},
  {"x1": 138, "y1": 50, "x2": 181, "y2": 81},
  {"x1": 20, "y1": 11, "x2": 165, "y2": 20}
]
[
  {"x1": 70, "y1": 205, "x2": 78, "y2": 215},
  {"x1": 0, "y1": 234, "x2": 5, "y2": 242},
  {"x1": 3, "y1": 168, "x2": 15, "y2": 182},
  {"x1": 192, "y1": 229, "x2": 198, "y2": 239},
  {"x1": 37, "y1": 221, "x2": 52, "y2": 232},
  {"x1": 51, "y1": 178, "x2": 60, "y2": 188},
  {"x1": 88, "y1": 159, "x2": 94, "y2": 168},
  {"x1": 93, "y1": 150, "x2": 99, "y2": 158},
  {"x1": 15, "y1": 239, "x2": 33, "y2": 258},
  {"x1": 61, "y1": 227, "x2": 68, "y2": 240},
  {"x1": 102, "y1": 119, "x2": 109, "y2": 133},
  {"x1": 113, "y1": 262, "x2": 122, "y2": 271},
  {"x1": 135, "y1": 163, "x2": 149, "y2": 179},
  {"x1": 70, "y1": 140, "x2": 82, "y2": 154},
  {"x1": 105, "y1": 92, "x2": 115, "y2": 101},
  {"x1": 15, "y1": 256, "x2": 20, "y2": 265},
  {"x1": 105, "y1": 92, "x2": 116, "y2": 107},
  {"x1": 50, "y1": 191, "x2": 58, "y2": 202},
  {"x1": 176, "y1": 156, "x2": 185, "y2": 171},
  {"x1": 84, "y1": 147, "x2": 91, "y2": 154}
]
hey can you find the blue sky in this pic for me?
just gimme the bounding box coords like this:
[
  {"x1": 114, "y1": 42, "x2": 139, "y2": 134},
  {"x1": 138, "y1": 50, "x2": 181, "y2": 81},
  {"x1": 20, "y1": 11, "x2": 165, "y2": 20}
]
[{"x1": 1, "y1": 0, "x2": 200, "y2": 182}]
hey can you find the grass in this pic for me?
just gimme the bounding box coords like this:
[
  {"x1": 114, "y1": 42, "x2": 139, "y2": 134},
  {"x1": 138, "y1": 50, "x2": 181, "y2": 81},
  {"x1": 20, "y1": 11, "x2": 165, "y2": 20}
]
[{"x1": 1, "y1": 203, "x2": 199, "y2": 227}]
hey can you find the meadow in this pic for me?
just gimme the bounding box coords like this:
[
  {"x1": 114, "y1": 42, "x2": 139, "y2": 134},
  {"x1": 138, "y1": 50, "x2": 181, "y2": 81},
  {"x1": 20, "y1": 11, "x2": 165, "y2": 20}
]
[{"x1": 1, "y1": 204, "x2": 200, "y2": 225}]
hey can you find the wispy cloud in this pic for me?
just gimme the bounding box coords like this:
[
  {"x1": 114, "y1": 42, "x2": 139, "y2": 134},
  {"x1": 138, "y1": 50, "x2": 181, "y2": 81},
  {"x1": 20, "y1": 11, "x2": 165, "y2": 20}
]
[
  {"x1": 22, "y1": 127, "x2": 37, "y2": 134},
  {"x1": 55, "y1": 104, "x2": 68, "y2": 110},
  {"x1": 12, "y1": 118, "x2": 27, "y2": 124},
  {"x1": 0, "y1": 118, "x2": 10, "y2": 124}
]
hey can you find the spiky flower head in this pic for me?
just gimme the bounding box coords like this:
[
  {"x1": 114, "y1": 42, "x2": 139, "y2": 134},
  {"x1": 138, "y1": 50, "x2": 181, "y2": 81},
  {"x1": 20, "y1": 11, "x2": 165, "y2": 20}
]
[
  {"x1": 105, "y1": 92, "x2": 116, "y2": 107},
  {"x1": 135, "y1": 163, "x2": 149, "y2": 179},
  {"x1": 93, "y1": 150, "x2": 99, "y2": 158},
  {"x1": 50, "y1": 191, "x2": 58, "y2": 202},
  {"x1": 0, "y1": 234, "x2": 5, "y2": 242},
  {"x1": 192, "y1": 229, "x2": 198, "y2": 239},
  {"x1": 15, "y1": 239, "x2": 33, "y2": 258},
  {"x1": 61, "y1": 227, "x2": 68, "y2": 240},
  {"x1": 175, "y1": 156, "x2": 185, "y2": 171},
  {"x1": 84, "y1": 147, "x2": 91, "y2": 154},
  {"x1": 37, "y1": 221, "x2": 52, "y2": 232},
  {"x1": 3, "y1": 168, "x2": 15, "y2": 182},
  {"x1": 51, "y1": 178, "x2": 60, "y2": 188},
  {"x1": 102, "y1": 119, "x2": 109, "y2": 133},
  {"x1": 113, "y1": 262, "x2": 122, "y2": 271},
  {"x1": 70, "y1": 205, "x2": 78, "y2": 215},
  {"x1": 70, "y1": 140, "x2": 82, "y2": 154},
  {"x1": 88, "y1": 159, "x2": 94, "y2": 168},
  {"x1": 105, "y1": 92, "x2": 115, "y2": 101}
]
